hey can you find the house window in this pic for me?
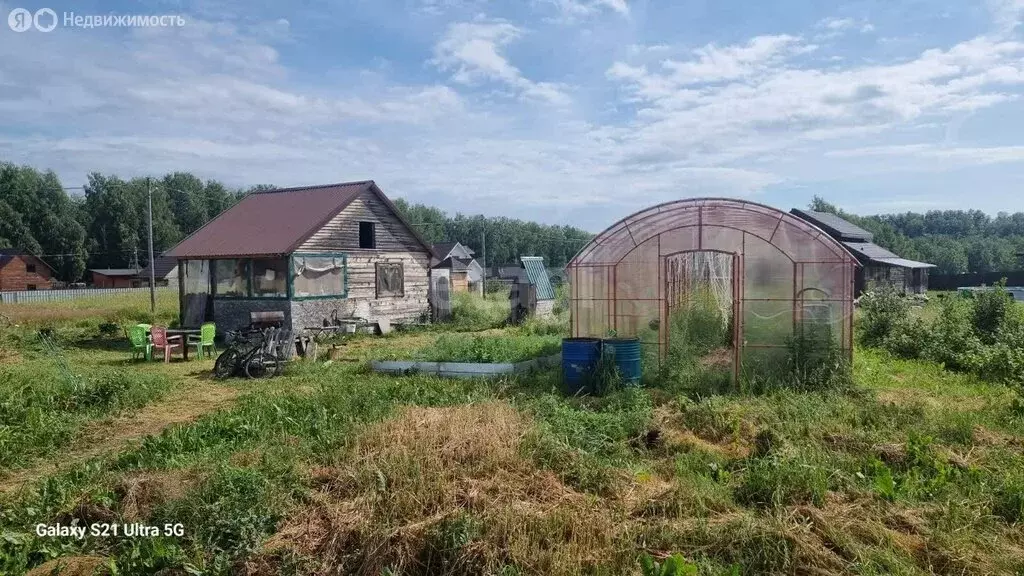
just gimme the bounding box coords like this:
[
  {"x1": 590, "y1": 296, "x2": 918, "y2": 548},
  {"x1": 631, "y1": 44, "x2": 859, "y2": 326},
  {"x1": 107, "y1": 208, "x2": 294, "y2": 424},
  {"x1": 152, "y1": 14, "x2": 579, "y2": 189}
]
[
  {"x1": 214, "y1": 259, "x2": 248, "y2": 297},
  {"x1": 26, "y1": 263, "x2": 36, "y2": 274},
  {"x1": 252, "y1": 259, "x2": 288, "y2": 298},
  {"x1": 292, "y1": 254, "x2": 346, "y2": 298},
  {"x1": 376, "y1": 262, "x2": 404, "y2": 297},
  {"x1": 359, "y1": 222, "x2": 376, "y2": 249},
  {"x1": 26, "y1": 284, "x2": 37, "y2": 291}
]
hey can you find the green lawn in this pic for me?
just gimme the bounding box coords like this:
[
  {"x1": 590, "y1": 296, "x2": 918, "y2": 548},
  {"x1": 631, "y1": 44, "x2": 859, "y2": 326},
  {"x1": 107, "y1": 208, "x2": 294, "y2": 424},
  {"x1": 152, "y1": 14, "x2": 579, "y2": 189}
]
[{"x1": 1, "y1": 293, "x2": 1023, "y2": 576}]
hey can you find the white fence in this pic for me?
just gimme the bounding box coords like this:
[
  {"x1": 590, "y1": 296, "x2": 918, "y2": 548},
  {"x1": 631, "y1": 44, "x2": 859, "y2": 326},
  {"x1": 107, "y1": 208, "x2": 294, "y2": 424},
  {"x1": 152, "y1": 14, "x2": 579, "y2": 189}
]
[{"x1": 0, "y1": 286, "x2": 175, "y2": 304}]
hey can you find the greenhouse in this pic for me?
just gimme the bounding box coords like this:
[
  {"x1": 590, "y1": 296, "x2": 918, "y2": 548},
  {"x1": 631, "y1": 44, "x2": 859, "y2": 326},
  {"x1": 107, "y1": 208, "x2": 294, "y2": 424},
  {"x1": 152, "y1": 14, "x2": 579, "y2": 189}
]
[{"x1": 567, "y1": 198, "x2": 858, "y2": 385}]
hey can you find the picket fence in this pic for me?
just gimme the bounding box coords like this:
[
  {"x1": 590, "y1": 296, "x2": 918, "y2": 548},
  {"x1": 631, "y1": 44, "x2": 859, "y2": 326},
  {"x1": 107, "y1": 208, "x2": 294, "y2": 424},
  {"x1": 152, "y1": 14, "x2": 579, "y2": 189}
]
[{"x1": 0, "y1": 286, "x2": 175, "y2": 304}]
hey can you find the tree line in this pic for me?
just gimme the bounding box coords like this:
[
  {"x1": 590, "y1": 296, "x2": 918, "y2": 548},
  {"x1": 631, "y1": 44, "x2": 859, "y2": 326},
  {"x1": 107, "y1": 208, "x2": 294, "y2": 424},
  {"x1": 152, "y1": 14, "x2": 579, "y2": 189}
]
[
  {"x1": 0, "y1": 162, "x2": 594, "y2": 283},
  {"x1": 391, "y1": 199, "x2": 594, "y2": 270},
  {"x1": 809, "y1": 197, "x2": 1024, "y2": 275}
]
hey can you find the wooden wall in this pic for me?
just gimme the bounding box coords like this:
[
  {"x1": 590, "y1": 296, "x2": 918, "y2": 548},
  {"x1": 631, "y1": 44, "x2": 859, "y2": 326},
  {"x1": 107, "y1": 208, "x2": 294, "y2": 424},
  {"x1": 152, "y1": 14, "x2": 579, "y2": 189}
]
[
  {"x1": 301, "y1": 189, "x2": 425, "y2": 253},
  {"x1": 297, "y1": 188, "x2": 432, "y2": 322},
  {"x1": 0, "y1": 255, "x2": 53, "y2": 291}
]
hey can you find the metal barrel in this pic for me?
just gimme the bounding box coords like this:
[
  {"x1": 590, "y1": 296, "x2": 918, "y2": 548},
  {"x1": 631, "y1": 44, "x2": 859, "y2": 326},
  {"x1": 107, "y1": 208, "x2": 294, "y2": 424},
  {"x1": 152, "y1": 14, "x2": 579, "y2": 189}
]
[
  {"x1": 602, "y1": 337, "x2": 643, "y2": 386},
  {"x1": 561, "y1": 337, "x2": 602, "y2": 394}
]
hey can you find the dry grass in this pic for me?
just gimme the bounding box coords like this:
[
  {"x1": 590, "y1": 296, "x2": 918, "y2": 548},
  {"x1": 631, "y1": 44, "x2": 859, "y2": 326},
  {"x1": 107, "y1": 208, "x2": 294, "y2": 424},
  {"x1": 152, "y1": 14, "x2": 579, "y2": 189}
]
[
  {"x1": 24, "y1": 555, "x2": 109, "y2": 576},
  {"x1": 117, "y1": 470, "x2": 199, "y2": 522},
  {"x1": 256, "y1": 402, "x2": 629, "y2": 575}
]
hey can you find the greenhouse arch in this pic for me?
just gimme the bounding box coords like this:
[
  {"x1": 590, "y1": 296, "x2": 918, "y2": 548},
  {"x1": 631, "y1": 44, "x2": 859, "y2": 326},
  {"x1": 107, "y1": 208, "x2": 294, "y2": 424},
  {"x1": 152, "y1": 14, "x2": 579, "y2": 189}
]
[{"x1": 567, "y1": 198, "x2": 858, "y2": 383}]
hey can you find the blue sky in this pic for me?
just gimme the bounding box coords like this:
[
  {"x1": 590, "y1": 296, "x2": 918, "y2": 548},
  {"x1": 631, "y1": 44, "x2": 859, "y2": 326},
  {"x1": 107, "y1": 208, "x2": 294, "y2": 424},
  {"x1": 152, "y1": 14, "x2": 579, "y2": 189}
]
[{"x1": 1, "y1": 0, "x2": 1023, "y2": 231}]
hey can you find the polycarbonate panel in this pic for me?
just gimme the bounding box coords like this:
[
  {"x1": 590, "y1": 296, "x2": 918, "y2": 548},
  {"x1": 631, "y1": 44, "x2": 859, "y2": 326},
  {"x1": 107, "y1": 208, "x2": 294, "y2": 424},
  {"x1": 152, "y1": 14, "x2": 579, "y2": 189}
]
[
  {"x1": 743, "y1": 299, "x2": 794, "y2": 346},
  {"x1": 801, "y1": 262, "x2": 849, "y2": 301},
  {"x1": 571, "y1": 265, "x2": 610, "y2": 302},
  {"x1": 659, "y1": 227, "x2": 699, "y2": 256},
  {"x1": 616, "y1": 237, "x2": 660, "y2": 300},
  {"x1": 773, "y1": 221, "x2": 844, "y2": 262},
  {"x1": 743, "y1": 234, "x2": 793, "y2": 300},
  {"x1": 577, "y1": 297, "x2": 606, "y2": 338},
  {"x1": 567, "y1": 198, "x2": 856, "y2": 375},
  {"x1": 702, "y1": 225, "x2": 744, "y2": 254}
]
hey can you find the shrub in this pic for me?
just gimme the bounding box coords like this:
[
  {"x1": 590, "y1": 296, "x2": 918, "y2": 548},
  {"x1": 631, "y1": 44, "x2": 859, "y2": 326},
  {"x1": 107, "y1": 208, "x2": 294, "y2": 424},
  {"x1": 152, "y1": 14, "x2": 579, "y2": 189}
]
[
  {"x1": 858, "y1": 286, "x2": 910, "y2": 347},
  {"x1": 972, "y1": 280, "x2": 1013, "y2": 344},
  {"x1": 925, "y1": 297, "x2": 985, "y2": 373},
  {"x1": 881, "y1": 315, "x2": 930, "y2": 359},
  {"x1": 783, "y1": 323, "x2": 852, "y2": 392}
]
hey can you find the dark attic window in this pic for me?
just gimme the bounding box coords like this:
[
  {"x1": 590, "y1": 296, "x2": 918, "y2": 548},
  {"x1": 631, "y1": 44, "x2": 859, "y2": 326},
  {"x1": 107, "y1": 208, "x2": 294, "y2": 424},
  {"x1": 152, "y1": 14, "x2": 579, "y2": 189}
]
[{"x1": 359, "y1": 221, "x2": 376, "y2": 249}]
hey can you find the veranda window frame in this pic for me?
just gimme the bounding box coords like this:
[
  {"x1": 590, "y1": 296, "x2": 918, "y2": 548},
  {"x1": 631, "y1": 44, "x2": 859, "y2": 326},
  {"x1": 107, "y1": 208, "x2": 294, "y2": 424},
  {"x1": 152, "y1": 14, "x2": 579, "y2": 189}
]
[{"x1": 289, "y1": 252, "x2": 349, "y2": 301}]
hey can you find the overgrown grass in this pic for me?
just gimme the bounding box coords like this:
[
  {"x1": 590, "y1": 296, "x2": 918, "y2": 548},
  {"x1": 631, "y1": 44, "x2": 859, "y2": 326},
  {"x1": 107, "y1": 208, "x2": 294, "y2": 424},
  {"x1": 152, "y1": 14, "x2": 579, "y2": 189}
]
[
  {"x1": 3, "y1": 291, "x2": 1024, "y2": 575},
  {"x1": 0, "y1": 338, "x2": 174, "y2": 470},
  {"x1": 377, "y1": 332, "x2": 562, "y2": 363}
]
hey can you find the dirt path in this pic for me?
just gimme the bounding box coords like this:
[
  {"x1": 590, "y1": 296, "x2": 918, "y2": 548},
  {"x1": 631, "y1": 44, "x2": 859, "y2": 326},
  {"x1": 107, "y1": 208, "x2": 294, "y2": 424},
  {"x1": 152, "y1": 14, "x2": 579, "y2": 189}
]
[{"x1": 0, "y1": 380, "x2": 240, "y2": 494}]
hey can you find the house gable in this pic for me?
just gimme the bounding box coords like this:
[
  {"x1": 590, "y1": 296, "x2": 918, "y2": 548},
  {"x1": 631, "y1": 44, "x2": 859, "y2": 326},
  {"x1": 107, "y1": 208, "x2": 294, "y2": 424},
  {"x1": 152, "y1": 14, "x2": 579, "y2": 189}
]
[
  {"x1": 298, "y1": 186, "x2": 431, "y2": 255},
  {"x1": 0, "y1": 252, "x2": 54, "y2": 291}
]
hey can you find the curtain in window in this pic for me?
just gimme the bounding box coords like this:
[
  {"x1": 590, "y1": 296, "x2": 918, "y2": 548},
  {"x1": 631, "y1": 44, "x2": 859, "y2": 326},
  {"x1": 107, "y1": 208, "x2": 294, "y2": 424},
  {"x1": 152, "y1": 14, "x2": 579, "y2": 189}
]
[{"x1": 293, "y1": 255, "x2": 345, "y2": 297}]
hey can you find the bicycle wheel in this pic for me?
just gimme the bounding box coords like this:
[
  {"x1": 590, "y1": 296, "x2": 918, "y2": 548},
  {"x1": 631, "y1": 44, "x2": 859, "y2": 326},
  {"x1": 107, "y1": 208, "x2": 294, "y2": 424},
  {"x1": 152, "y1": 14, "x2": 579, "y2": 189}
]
[
  {"x1": 213, "y1": 349, "x2": 241, "y2": 379},
  {"x1": 244, "y1": 353, "x2": 279, "y2": 379}
]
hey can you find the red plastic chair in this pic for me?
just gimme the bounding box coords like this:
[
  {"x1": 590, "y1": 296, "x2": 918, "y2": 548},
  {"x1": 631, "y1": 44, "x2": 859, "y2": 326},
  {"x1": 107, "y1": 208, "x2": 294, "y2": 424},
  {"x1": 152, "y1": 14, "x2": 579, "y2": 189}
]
[{"x1": 151, "y1": 326, "x2": 183, "y2": 363}]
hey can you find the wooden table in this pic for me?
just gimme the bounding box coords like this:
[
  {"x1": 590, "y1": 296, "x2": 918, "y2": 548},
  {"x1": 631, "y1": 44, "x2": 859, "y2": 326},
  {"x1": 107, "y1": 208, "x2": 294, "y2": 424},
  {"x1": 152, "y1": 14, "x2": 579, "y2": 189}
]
[{"x1": 165, "y1": 328, "x2": 201, "y2": 360}]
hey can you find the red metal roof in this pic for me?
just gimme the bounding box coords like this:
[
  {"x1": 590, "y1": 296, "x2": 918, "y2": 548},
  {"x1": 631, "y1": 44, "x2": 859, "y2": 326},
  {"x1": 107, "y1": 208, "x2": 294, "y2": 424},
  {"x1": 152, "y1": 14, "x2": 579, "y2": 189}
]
[{"x1": 164, "y1": 181, "x2": 376, "y2": 259}]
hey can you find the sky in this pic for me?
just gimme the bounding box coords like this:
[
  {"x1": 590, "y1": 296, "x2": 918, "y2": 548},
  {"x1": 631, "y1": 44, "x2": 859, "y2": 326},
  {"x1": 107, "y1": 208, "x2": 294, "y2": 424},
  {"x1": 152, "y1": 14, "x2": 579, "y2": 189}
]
[{"x1": 1, "y1": 0, "x2": 1023, "y2": 232}]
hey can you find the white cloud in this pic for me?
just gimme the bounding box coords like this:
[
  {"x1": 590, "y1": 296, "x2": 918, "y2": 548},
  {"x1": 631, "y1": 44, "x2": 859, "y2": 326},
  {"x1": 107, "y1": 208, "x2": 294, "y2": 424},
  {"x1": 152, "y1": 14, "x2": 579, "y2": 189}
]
[
  {"x1": 541, "y1": 0, "x2": 629, "y2": 21},
  {"x1": 815, "y1": 16, "x2": 875, "y2": 38},
  {"x1": 3, "y1": 1, "x2": 1024, "y2": 228},
  {"x1": 989, "y1": 0, "x2": 1024, "y2": 33},
  {"x1": 828, "y1": 144, "x2": 1024, "y2": 166},
  {"x1": 605, "y1": 34, "x2": 1024, "y2": 175},
  {"x1": 431, "y1": 20, "x2": 571, "y2": 104},
  {"x1": 659, "y1": 35, "x2": 804, "y2": 85}
]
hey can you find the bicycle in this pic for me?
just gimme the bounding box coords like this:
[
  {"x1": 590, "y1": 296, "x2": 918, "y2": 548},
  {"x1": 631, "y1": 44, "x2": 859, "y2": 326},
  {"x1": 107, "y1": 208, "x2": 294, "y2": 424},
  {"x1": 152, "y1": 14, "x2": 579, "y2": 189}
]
[{"x1": 213, "y1": 327, "x2": 281, "y2": 379}]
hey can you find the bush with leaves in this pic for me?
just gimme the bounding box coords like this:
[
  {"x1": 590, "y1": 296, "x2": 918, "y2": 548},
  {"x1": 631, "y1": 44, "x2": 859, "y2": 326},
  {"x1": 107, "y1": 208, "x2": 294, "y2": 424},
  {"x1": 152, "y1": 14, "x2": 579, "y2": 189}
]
[
  {"x1": 972, "y1": 280, "x2": 1014, "y2": 344},
  {"x1": 925, "y1": 297, "x2": 986, "y2": 373},
  {"x1": 882, "y1": 314, "x2": 931, "y2": 359},
  {"x1": 858, "y1": 286, "x2": 911, "y2": 347}
]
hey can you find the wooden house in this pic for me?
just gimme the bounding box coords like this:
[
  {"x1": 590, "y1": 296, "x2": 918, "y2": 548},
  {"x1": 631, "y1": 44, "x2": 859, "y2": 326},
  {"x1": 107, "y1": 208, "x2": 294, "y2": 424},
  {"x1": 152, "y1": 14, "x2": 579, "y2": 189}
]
[
  {"x1": 791, "y1": 209, "x2": 935, "y2": 295},
  {"x1": 0, "y1": 249, "x2": 55, "y2": 291},
  {"x1": 432, "y1": 242, "x2": 483, "y2": 295},
  {"x1": 91, "y1": 268, "x2": 143, "y2": 288},
  {"x1": 164, "y1": 181, "x2": 434, "y2": 332}
]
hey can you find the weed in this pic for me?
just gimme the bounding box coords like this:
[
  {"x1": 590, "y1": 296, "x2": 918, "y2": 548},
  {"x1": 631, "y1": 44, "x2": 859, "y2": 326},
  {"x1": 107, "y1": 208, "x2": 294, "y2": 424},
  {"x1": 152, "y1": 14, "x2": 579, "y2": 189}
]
[{"x1": 639, "y1": 553, "x2": 699, "y2": 576}]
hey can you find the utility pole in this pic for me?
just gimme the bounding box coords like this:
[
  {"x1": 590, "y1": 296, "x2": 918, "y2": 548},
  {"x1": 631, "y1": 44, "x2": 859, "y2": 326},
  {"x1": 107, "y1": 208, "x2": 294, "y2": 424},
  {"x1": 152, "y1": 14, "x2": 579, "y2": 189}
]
[
  {"x1": 147, "y1": 177, "x2": 156, "y2": 314},
  {"x1": 481, "y1": 229, "x2": 486, "y2": 299}
]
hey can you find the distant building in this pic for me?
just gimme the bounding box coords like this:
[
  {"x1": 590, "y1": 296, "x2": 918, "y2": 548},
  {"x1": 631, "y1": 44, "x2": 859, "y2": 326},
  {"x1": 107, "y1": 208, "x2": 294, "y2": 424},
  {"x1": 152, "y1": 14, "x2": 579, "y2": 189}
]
[
  {"x1": 791, "y1": 208, "x2": 935, "y2": 295},
  {"x1": 431, "y1": 242, "x2": 483, "y2": 295},
  {"x1": 0, "y1": 249, "x2": 55, "y2": 291},
  {"x1": 140, "y1": 256, "x2": 179, "y2": 287},
  {"x1": 91, "y1": 268, "x2": 144, "y2": 289}
]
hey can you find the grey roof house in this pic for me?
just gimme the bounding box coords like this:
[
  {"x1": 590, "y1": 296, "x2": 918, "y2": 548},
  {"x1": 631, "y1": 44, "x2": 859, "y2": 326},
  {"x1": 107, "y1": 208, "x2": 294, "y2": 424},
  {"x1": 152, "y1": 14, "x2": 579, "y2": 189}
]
[{"x1": 791, "y1": 208, "x2": 935, "y2": 295}]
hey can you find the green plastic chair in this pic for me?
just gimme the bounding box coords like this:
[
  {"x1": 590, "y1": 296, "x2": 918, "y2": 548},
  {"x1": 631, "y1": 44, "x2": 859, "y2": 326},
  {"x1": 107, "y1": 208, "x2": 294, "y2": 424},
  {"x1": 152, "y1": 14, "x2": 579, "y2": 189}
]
[
  {"x1": 128, "y1": 324, "x2": 152, "y2": 361},
  {"x1": 188, "y1": 322, "x2": 217, "y2": 360}
]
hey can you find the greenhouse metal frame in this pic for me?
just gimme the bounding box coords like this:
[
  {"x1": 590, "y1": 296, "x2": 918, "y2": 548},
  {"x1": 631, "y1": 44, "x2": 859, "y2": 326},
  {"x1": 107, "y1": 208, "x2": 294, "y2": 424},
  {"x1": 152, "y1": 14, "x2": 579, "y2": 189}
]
[{"x1": 567, "y1": 198, "x2": 859, "y2": 383}]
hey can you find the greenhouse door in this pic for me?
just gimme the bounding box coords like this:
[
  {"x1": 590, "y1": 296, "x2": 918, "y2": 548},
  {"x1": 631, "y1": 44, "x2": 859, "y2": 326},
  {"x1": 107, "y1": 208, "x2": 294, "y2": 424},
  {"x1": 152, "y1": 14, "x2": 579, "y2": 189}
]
[{"x1": 662, "y1": 251, "x2": 742, "y2": 385}]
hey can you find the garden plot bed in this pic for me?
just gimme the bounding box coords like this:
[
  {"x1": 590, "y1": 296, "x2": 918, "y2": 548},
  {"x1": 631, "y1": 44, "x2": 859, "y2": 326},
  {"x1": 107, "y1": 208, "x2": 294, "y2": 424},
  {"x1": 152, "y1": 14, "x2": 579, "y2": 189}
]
[{"x1": 371, "y1": 333, "x2": 562, "y2": 378}]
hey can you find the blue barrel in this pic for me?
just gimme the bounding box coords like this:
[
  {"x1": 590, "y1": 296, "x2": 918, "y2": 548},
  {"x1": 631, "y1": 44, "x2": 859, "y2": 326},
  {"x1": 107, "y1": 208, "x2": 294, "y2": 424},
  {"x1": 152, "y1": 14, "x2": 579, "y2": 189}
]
[
  {"x1": 603, "y1": 338, "x2": 643, "y2": 386},
  {"x1": 562, "y1": 338, "x2": 602, "y2": 394}
]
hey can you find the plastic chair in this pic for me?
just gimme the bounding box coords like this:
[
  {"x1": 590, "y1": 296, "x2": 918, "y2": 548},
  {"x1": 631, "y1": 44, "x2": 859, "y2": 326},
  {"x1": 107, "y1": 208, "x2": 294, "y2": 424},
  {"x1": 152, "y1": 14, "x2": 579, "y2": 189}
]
[
  {"x1": 151, "y1": 326, "x2": 183, "y2": 363},
  {"x1": 188, "y1": 322, "x2": 217, "y2": 360},
  {"x1": 128, "y1": 324, "x2": 151, "y2": 361}
]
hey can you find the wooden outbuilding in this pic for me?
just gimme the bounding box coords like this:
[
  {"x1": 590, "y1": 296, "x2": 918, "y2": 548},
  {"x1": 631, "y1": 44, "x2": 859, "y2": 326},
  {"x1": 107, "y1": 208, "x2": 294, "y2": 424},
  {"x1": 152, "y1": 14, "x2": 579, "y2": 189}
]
[{"x1": 163, "y1": 181, "x2": 434, "y2": 331}]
